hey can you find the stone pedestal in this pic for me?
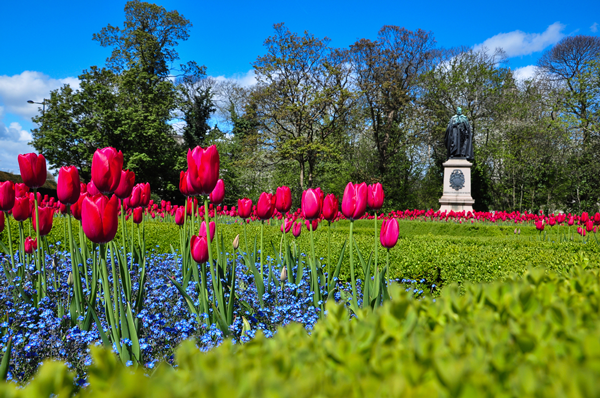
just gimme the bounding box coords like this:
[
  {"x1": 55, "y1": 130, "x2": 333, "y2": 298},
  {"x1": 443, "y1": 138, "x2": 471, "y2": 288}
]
[{"x1": 439, "y1": 158, "x2": 475, "y2": 212}]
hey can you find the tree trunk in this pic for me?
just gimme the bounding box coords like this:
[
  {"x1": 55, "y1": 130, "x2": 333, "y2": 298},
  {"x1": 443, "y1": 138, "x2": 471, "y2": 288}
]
[{"x1": 299, "y1": 160, "x2": 305, "y2": 190}]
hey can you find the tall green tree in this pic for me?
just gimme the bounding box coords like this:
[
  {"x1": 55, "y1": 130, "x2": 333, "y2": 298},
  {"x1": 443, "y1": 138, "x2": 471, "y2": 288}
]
[
  {"x1": 32, "y1": 1, "x2": 203, "y2": 201},
  {"x1": 252, "y1": 23, "x2": 354, "y2": 191}
]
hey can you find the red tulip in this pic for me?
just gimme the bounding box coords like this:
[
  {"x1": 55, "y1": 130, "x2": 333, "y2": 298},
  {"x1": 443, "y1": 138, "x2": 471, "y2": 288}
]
[
  {"x1": 130, "y1": 183, "x2": 150, "y2": 208},
  {"x1": 305, "y1": 219, "x2": 319, "y2": 232},
  {"x1": 199, "y1": 221, "x2": 216, "y2": 241},
  {"x1": 80, "y1": 182, "x2": 87, "y2": 194},
  {"x1": 380, "y1": 219, "x2": 399, "y2": 248},
  {"x1": 535, "y1": 220, "x2": 544, "y2": 231},
  {"x1": 322, "y1": 194, "x2": 339, "y2": 222},
  {"x1": 367, "y1": 183, "x2": 384, "y2": 210},
  {"x1": 581, "y1": 212, "x2": 589, "y2": 223},
  {"x1": 87, "y1": 181, "x2": 101, "y2": 196},
  {"x1": 15, "y1": 183, "x2": 29, "y2": 198},
  {"x1": 114, "y1": 170, "x2": 135, "y2": 199},
  {"x1": 132, "y1": 207, "x2": 143, "y2": 224},
  {"x1": 140, "y1": 183, "x2": 151, "y2": 207},
  {"x1": 237, "y1": 198, "x2": 253, "y2": 219},
  {"x1": 292, "y1": 221, "x2": 302, "y2": 238},
  {"x1": 82, "y1": 194, "x2": 119, "y2": 244},
  {"x1": 341, "y1": 182, "x2": 368, "y2": 220},
  {"x1": 585, "y1": 220, "x2": 594, "y2": 233},
  {"x1": 568, "y1": 217, "x2": 575, "y2": 226},
  {"x1": 18, "y1": 153, "x2": 47, "y2": 189},
  {"x1": 281, "y1": 218, "x2": 293, "y2": 234},
  {"x1": 57, "y1": 166, "x2": 81, "y2": 205},
  {"x1": 0, "y1": 181, "x2": 15, "y2": 212},
  {"x1": 594, "y1": 212, "x2": 600, "y2": 225},
  {"x1": 209, "y1": 179, "x2": 225, "y2": 205},
  {"x1": 256, "y1": 192, "x2": 276, "y2": 220},
  {"x1": 12, "y1": 196, "x2": 31, "y2": 221},
  {"x1": 190, "y1": 235, "x2": 209, "y2": 263},
  {"x1": 71, "y1": 193, "x2": 86, "y2": 221},
  {"x1": 24, "y1": 237, "x2": 37, "y2": 254},
  {"x1": 175, "y1": 207, "x2": 185, "y2": 226},
  {"x1": 187, "y1": 145, "x2": 220, "y2": 195},
  {"x1": 91, "y1": 147, "x2": 123, "y2": 194},
  {"x1": 302, "y1": 188, "x2": 322, "y2": 220},
  {"x1": 32, "y1": 206, "x2": 54, "y2": 236},
  {"x1": 179, "y1": 171, "x2": 193, "y2": 197},
  {"x1": 59, "y1": 202, "x2": 68, "y2": 215},
  {"x1": 275, "y1": 186, "x2": 292, "y2": 213}
]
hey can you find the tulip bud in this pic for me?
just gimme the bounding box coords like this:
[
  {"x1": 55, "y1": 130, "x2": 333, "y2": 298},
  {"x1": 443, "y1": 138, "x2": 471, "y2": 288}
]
[
  {"x1": 305, "y1": 219, "x2": 319, "y2": 232},
  {"x1": 67, "y1": 272, "x2": 73, "y2": 286},
  {"x1": 237, "y1": 198, "x2": 253, "y2": 219},
  {"x1": 175, "y1": 206, "x2": 185, "y2": 226},
  {"x1": 280, "y1": 266, "x2": 287, "y2": 282},
  {"x1": 199, "y1": 221, "x2": 215, "y2": 241},
  {"x1": 322, "y1": 194, "x2": 339, "y2": 222},
  {"x1": 32, "y1": 206, "x2": 54, "y2": 236},
  {"x1": 256, "y1": 192, "x2": 276, "y2": 220},
  {"x1": 342, "y1": 182, "x2": 368, "y2": 220},
  {"x1": 18, "y1": 153, "x2": 47, "y2": 189},
  {"x1": 187, "y1": 145, "x2": 220, "y2": 195},
  {"x1": 190, "y1": 235, "x2": 209, "y2": 263},
  {"x1": 0, "y1": 181, "x2": 15, "y2": 212},
  {"x1": 209, "y1": 179, "x2": 225, "y2": 205},
  {"x1": 301, "y1": 188, "x2": 322, "y2": 220},
  {"x1": 275, "y1": 186, "x2": 292, "y2": 213},
  {"x1": 24, "y1": 236, "x2": 37, "y2": 254},
  {"x1": 292, "y1": 221, "x2": 302, "y2": 238},
  {"x1": 380, "y1": 219, "x2": 399, "y2": 249},
  {"x1": 114, "y1": 170, "x2": 135, "y2": 199},
  {"x1": 12, "y1": 196, "x2": 31, "y2": 221},
  {"x1": 91, "y1": 147, "x2": 123, "y2": 194},
  {"x1": 71, "y1": 193, "x2": 86, "y2": 221},
  {"x1": 57, "y1": 166, "x2": 81, "y2": 205},
  {"x1": 133, "y1": 207, "x2": 143, "y2": 224},
  {"x1": 82, "y1": 194, "x2": 119, "y2": 244},
  {"x1": 367, "y1": 183, "x2": 384, "y2": 210},
  {"x1": 232, "y1": 234, "x2": 240, "y2": 250}
]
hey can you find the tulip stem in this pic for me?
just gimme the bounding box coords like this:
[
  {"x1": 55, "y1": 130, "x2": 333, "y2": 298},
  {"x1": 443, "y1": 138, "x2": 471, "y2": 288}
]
[
  {"x1": 243, "y1": 221, "x2": 249, "y2": 256},
  {"x1": 349, "y1": 220, "x2": 358, "y2": 312},
  {"x1": 327, "y1": 221, "x2": 331, "y2": 289},
  {"x1": 18, "y1": 221, "x2": 25, "y2": 268},
  {"x1": 260, "y1": 220, "x2": 264, "y2": 277},
  {"x1": 309, "y1": 221, "x2": 320, "y2": 311},
  {"x1": 33, "y1": 189, "x2": 45, "y2": 300},
  {"x1": 374, "y1": 212, "x2": 379, "y2": 270},
  {"x1": 67, "y1": 210, "x2": 83, "y2": 323},
  {"x1": 120, "y1": 203, "x2": 126, "y2": 252},
  {"x1": 386, "y1": 248, "x2": 390, "y2": 288},
  {"x1": 5, "y1": 212, "x2": 14, "y2": 268}
]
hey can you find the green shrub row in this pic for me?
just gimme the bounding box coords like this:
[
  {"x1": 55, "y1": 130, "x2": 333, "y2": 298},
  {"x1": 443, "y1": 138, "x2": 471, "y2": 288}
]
[
  {"x1": 3, "y1": 261, "x2": 600, "y2": 397},
  {"x1": 3, "y1": 217, "x2": 599, "y2": 290}
]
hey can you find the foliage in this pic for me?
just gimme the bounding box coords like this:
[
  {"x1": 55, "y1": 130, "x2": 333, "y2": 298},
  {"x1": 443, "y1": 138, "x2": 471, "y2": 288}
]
[{"x1": 3, "y1": 264, "x2": 600, "y2": 397}]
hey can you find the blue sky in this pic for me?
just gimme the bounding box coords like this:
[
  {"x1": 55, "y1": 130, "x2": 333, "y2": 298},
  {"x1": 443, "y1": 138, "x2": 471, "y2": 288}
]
[{"x1": 1, "y1": 0, "x2": 598, "y2": 173}]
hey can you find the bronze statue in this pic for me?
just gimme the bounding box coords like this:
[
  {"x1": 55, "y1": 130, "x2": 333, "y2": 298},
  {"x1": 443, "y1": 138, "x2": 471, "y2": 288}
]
[{"x1": 444, "y1": 107, "x2": 474, "y2": 161}]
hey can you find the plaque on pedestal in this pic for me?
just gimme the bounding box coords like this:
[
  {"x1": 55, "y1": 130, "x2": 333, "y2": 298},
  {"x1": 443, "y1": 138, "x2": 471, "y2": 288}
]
[{"x1": 439, "y1": 158, "x2": 474, "y2": 212}]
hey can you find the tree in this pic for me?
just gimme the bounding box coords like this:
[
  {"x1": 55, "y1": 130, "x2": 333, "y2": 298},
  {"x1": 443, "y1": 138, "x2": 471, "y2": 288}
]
[
  {"x1": 32, "y1": 1, "x2": 202, "y2": 201},
  {"x1": 349, "y1": 26, "x2": 437, "y2": 209},
  {"x1": 252, "y1": 23, "x2": 354, "y2": 190},
  {"x1": 177, "y1": 76, "x2": 217, "y2": 149}
]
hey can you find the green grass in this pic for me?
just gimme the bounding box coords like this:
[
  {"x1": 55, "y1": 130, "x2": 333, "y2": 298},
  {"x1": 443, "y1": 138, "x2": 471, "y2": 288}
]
[{"x1": 2, "y1": 216, "x2": 599, "y2": 290}]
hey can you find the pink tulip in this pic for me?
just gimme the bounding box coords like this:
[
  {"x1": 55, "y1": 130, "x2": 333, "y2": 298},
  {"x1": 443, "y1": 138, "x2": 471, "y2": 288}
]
[
  {"x1": 380, "y1": 219, "x2": 399, "y2": 249},
  {"x1": 341, "y1": 182, "x2": 368, "y2": 220}
]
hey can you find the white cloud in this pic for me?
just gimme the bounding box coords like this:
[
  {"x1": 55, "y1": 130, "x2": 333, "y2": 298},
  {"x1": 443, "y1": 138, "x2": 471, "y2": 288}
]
[
  {"x1": 513, "y1": 65, "x2": 539, "y2": 82},
  {"x1": 210, "y1": 70, "x2": 257, "y2": 88},
  {"x1": 592, "y1": 23, "x2": 599, "y2": 33},
  {"x1": 474, "y1": 22, "x2": 566, "y2": 58},
  {"x1": 0, "y1": 71, "x2": 79, "y2": 120},
  {"x1": 0, "y1": 107, "x2": 36, "y2": 173}
]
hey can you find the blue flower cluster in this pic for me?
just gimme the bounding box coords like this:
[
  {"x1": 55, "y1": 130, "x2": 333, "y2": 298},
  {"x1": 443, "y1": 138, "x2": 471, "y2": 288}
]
[{"x1": 0, "y1": 244, "x2": 434, "y2": 386}]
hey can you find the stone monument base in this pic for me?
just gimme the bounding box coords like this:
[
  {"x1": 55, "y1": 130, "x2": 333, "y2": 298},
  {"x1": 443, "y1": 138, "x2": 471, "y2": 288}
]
[{"x1": 439, "y1": 158, "x2": 475, "y2": 213}]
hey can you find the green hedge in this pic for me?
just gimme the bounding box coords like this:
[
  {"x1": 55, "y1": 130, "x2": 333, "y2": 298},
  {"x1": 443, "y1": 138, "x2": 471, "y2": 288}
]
[
  {"x1": 3, "y1": 262, "x2": 600, "y2": 397},
  {"x1": 3, "y1": 217, "x2": 599, "y2": 290}
]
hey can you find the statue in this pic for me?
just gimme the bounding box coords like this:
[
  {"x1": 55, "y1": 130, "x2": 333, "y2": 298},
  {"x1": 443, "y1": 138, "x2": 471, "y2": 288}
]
[{"x1": 444, "y1": 107, "x2": 474, "y2": 161}]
